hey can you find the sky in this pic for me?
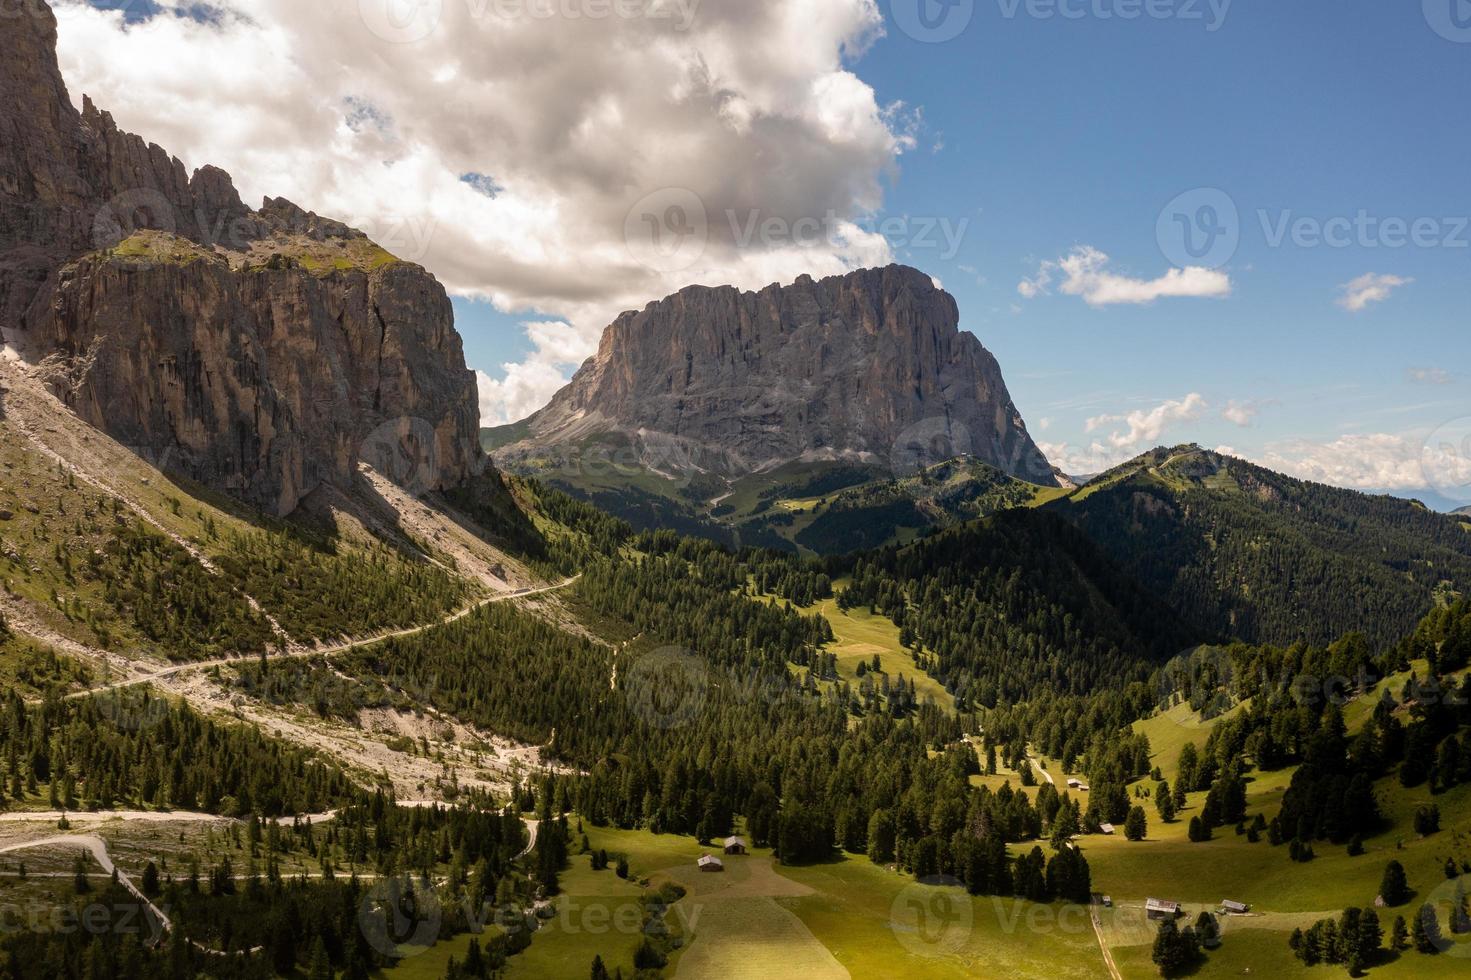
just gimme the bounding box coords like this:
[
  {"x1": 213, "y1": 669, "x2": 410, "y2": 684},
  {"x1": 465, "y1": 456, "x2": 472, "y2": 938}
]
[{"x1": 61, "y1": 0, "x2": 1471, "y2": 507}]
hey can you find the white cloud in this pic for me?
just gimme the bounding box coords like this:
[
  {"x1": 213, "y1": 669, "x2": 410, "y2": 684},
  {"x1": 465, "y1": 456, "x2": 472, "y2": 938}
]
[
  {"x1": 1086, "y1": 393, "x2": 1209, "y2": 450},
  {"x1": 1221, "y1": 401, "x2": 1257, "y2": 427},
  {"x1": 476, "y1": 320, "x2": 597, "y2": 426},
  {"x1": 1037, "y1": 440, "x2": 1119, "y2": 477},
  {"x1": 52, "y1": 0, "x2": 915, "y2": 424},
  {"x1": 1017, "y1": 267, "x2": 1050, "y2": 299},
  {"x1": 1337, "y1": 273, "x2": 1412, "y2": 313},
  {"x1": 1018, "y1": 246, "x2": 1231, "y2": 307},
  {"x1": 1253, "y1": 433, "x2": 1436, "y2": 491},
  {"x1": 1221, "y1": 398, "x2": 1277, "y2": 428},
  {"x1": 1407, "y1": 367, "x2": 1452, "y2": 386}
]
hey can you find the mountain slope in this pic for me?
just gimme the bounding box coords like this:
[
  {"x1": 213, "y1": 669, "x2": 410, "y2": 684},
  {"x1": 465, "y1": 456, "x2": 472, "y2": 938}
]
[
  {"x1": 838, "y1": 507, "x2": 1197, "y2": 706},
  {"x1": 1048, "y1": 445, "x2": 1471, "y2": 648},
  {"x1": 493, "y1": 265, "x2": 1056, "y2": 486},
  {"x1": 0, "y1": 1, "x2": 479, "y2": 516}
]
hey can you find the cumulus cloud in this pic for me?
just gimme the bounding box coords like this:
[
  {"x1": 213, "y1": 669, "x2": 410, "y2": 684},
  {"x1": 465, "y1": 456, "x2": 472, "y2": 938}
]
[
  {"x1": 1036, "y1": 440, "x2": 1119, "y2": 478},
  {"x1": 1086, "y1": 393, "x2": 1209, "y2": 450},
  {"x1": 1337, "y1": 273, "x2": 1412, "y2": 312},
  {"x1": 1253, "y1": 434, "x2": 1436, "y2": 491},
  {"x1": 52, "y1": 0, "x2": 917, "y2": 423},
  {"x1": 476, "y1": 320, "x2": 597, "y2": 426},
  {"x1": 1018, "y1": 247, "x2": 1231, "y2": 307}
]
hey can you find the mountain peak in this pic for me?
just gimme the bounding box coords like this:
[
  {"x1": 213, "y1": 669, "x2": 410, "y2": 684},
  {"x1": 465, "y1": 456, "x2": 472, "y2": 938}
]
[{"x1": 497, "y1": 264, "x2": 1056, "y2": 486}]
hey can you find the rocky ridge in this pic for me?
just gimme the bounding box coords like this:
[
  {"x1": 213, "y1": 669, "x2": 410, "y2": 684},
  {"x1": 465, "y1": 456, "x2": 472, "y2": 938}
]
[{"x1": 0, "y1": 1, "x2": 480, "y2": 515}]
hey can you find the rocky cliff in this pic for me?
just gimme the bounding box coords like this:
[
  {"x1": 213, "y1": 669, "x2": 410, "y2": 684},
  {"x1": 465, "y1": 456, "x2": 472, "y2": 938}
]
[
  {"x1": 0, "y1": 1, "x2": 480, "y2": 515},
  {"x1": 498, "y1": 265, "x2": 1056, "y2": 486}
]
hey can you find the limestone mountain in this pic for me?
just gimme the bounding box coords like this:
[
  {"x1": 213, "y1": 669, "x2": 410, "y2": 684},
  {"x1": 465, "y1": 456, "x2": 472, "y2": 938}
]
[
  {"x1": 0, "y1": 1, "x2": 480, "y2": 516},
  {"x1": 492, "y1": 265, "x2": 1056, "y2": 488}
]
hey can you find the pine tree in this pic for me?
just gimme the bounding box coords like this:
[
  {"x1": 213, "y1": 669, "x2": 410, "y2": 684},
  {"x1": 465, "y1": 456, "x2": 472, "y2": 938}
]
[
  {"x1": 1390, "y1": 915, "x2": 1408, "y2": 951},
  {"x1": 1154, "y1": 780, "x2": 1175, "y2": 822},
  {"x1": 1452, "y1": 880, "x2": 1471, "y2": 934},
  {"x1": 1358, "y1": 908, "x2": 1383, "y2": 961},
  {"x1": 141, "y1": 860, "x2": 160, "y2": 897},
  {"x1": 1151, "y1": 918, "x2": 1198, "y2": 977},
  {"x1": 1125, "y1": 806, "x2": 1148, "y2": 841},
  {"x1": 308, "y1": 937, "x2": 333, "y2": 980},
  {"x1": 591, "y1": 954, "x2": 610, "y2": 980},
  {"x1": 1412, "y1": 903, "x2": 1442, "y2": 954},
  {"x1": 1195, "y1": 910, "x2": 1220, "y2": 949},
  {"x1": 1379, "y1": 860, "x2": 1410, "y2": 906}
]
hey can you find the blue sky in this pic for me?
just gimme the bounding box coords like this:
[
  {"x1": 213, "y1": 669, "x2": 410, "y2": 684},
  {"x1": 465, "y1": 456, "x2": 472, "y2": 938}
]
[{"x1": 70, "y1": 0, "x2": 1471, "y2": 502}]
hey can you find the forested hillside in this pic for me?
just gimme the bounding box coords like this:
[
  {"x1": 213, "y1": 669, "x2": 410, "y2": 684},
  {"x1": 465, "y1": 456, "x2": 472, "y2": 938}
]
[
  {"x1": 839, "y1": 509, "x2": 1197, "y2": 706},
  {"x1": 1050, "y1": 446, "x2": 1471, "y2": 649}
]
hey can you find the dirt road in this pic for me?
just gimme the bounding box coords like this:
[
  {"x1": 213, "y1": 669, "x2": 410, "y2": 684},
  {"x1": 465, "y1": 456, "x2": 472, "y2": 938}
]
[{"x1": 67, "y1": 575, "x2": 580, "y2": 700}]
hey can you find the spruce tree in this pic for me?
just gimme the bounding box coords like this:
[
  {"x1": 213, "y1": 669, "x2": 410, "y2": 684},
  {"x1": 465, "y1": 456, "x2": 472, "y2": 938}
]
[
  {"x1": 1390, "y1": 915, "x2": 1408, "y2": 951},
  {"x1": 1379, "y1": 860, "x2": 1410, "y2": 907},
  {"x1": 1358, "y1": 908, "x2": 1383, "y2": 961},
  {"x1": 1412, "y1": 904, "x2": 1442, "y2": 954},
  {"x1": 1154, "y1": 781, "x2": 1175, "y2": 822},
  {"x1": 1452, "y1": 880, "x2": 1471, "y2": 934},
  {"x1": 1126, "y1": 806, "x2": 1148, "y2": 841}
]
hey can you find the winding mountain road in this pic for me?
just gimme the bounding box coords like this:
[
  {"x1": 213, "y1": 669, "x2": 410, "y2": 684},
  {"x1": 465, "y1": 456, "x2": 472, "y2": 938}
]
[
  {"x1": 515, "y1": 817, "x2": 539, "y2": 861},
  {"x1": 0, "y1": 833, "x2": 259, "y2": 955},
  {"x1": 66, "y1": 576, "x2": 580, "y2": 700}
]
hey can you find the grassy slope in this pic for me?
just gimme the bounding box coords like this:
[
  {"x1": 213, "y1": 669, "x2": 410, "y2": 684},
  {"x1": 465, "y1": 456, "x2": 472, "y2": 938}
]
[
  {"x1": 0, "y1": 374, "x2": 503, "y2": 674},
  {"x1": 753, "y1": 587, "x2": 956, "y2": 712},
  {"x1": 500, "y1": 825, "x2": 701, "y2": 980},
  {"x1": 495, "y1": 823, "x2": 1108, "y2": 980},
  {"x1": 781, "y1": 856, "x2": 1106, "y2": 980},
  {"x1": 1076, "y1": 677, "x2": 1471, "y2": 977}
]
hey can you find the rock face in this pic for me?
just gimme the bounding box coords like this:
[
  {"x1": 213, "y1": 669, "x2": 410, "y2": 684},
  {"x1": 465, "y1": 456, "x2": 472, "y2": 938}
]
[
  {"x1": 0, "y1": 1, "x2": 481, "y2": 515},
  {"x1": 499, "y1": 266, "x2": 1057, "y2": 486}
]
